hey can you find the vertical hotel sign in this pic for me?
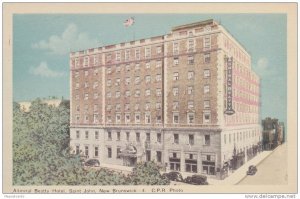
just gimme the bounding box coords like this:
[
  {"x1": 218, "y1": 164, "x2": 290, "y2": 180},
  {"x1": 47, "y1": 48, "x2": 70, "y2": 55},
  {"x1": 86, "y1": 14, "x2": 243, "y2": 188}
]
[{"x1": 224, "y1": 57, "x2": 235, "y2": 115}]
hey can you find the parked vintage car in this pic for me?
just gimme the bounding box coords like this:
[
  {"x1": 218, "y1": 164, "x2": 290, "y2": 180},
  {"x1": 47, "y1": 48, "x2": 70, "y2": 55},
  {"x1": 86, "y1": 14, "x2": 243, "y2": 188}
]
[
  {"x1": 84, "y1": 159, "x2": 100, "y2": 167},
  {"x1": 184, "y1": 175, "x2": 209, "y2": 185},
  {"x1": 247, "y1": 165, "x2": 257, "y2": 175},
  {"x1": 162, "y1": 171, "x2": 184, "y2": 182}
]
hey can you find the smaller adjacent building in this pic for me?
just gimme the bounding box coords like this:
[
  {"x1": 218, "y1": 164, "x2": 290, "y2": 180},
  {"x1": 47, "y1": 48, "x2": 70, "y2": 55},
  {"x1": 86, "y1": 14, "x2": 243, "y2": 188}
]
[{"x1": 262, "y1": 117, "x2": 284, "y2": 150}]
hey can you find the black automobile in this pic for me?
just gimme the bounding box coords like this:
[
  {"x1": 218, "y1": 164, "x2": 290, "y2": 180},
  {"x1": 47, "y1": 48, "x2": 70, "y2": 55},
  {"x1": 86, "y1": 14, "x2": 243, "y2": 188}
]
[
  {"x1": 84, "y1": 159, "x2": 100, "y2": 167},
  {"x1": 162, "y1": 171, "x2": 184, "y2": 182},
  {"x1": 247, "y1": 165, "x2": 257, "y2": 175},
  {"x1": 184, "y1": 175, "x2": 209, "y2": 185}
]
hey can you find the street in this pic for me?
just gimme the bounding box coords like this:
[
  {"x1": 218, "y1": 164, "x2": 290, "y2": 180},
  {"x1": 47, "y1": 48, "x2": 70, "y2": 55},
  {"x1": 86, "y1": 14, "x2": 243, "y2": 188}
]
[{"x1": 238, "y1": 144, "x2": 288, "y2": 185}]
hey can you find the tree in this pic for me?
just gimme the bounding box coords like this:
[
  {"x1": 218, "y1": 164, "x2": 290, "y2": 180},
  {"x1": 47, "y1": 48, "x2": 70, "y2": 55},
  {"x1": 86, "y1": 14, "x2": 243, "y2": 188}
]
[{"x1": 128, "y1": 161, "x2": 170, "y2": 185}]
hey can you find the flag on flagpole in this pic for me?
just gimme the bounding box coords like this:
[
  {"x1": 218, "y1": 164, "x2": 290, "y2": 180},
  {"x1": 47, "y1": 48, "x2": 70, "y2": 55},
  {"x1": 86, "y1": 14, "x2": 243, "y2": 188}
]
[{"x1": 123, "y1": 17, "x2": 135, "y2": 27}]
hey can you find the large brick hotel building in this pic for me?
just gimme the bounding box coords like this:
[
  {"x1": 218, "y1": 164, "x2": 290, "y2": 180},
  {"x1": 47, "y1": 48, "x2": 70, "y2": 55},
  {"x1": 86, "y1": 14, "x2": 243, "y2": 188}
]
[{"x1": 69, "y1": 19, "x2": 261, "y2": 177}]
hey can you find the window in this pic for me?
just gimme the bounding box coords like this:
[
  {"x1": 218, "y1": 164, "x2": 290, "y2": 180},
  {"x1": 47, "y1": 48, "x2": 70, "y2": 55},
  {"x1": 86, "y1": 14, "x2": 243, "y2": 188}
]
[
  {"x1": 84, "y1": 93, "x2": 89, "y2": 100},
  {"x1": 116, "y1": 114, "x2": 121, "y2": 123},
  {"x1": 116, "y1": 51, "x2": 121, "y2": 61},
  {"x1": 94, "y1": 93, "x2": 98, "y2": 99},
  {"x1": 125, "y1": 104, "x2": 130, "y2": 111},
  {"x1": 85, "y1": 146, "x2": 89, "y2": 157},
  {"x1": 84, "y1": 115, "x2": 89, "y2": 123},
  {"x1": 94, "y1": 68, "x2": 98, "y2": 75},
  {"x1": 125, "y1": 77, "x2": 130, "y2": 85},
  {"x1": 107, "y1": 79, "x2": 111, "y2": 86},
  {"x1": 187, "y1": 113, "x2": 195, "y2": 124},
  {"x1": 95, "y1": 131, "x2": 99, "y2": 140},
  {"x1": 224, "y1": 134, "x2": 227, "y2": 144},
  {"x1": 107, "y1": 147, "x2": 112, "y2": 158},
  {"x1": 204, "y1": 135, "x2": 210, "y2": 145},
  {"x1": 204, "y1": 85, "x2": 210, "y2": 94},
  {"x1": 107, "y1": 92, "x2": 111, "y2": 98},
  {"x1": 76, "y1": 105, "x2": 80, "y2": 112},
  {"x1": 189, "y1": 134, "x2": 194, "y2": 145},
  {"x1": 156, "y1": 115, "x2": 162, "y2": 123},
  {"x1": 125, "y1": 50, "x2": 130, "y2": 61},
  {"x1": 145, "y1": 61, "x2": 150, "y2": 69},
  {"x1": 75, "y1": 58, "x2": 79, "y2": 68},
  {"x1": 188, "y1": 86, "x2": 194, "y2": 95},
  {"x1": 145, "y1": 113, "x2": 151, "y2": 124},
  {"x1": 106, "y1": 104, "x2": 112, "y2": 111},
  {"x1": 135, "y1": 49, "x2": 140, "y2": 60},
  {"x1": 94, "y1": 146, "x2": 99, "y2": 157},
  {"x1": 204, "y1": 53, "x2": 210, "y2": 63},
  {"x1": 157, "y1": 133, "x2": 162, "y2": 143},
  {"x1": 188, "y1": 55, "x2": 194, "y2": 64},
  {"x1": 203, "y1": 112, "x2": 211, "y2": 123},
  {"x1": 156, "y1": 46, "x2": 162, "y2": 54},
  {"x1": 188, "y1": 101, "x2": 194, "y2": 109},
  {"x1": 145, "y1": 102, "x2": 150, "y2": 110},
  {"x1": 146, "y1": 150, "x2": 151, "y2": 162},
  {"x1": 116, "y1": 65, "x2": 121, "y2": 73},
  {"x1": 75, "y1": 71, "x2": 79, "y2": 78},
  {"x1": 145, "y1": 75, "x2": 151, "y2": 83},
  {"x1": 146, "y1": 133, "x2": 151, "y2": 142},
  {"x1": 173, "y1": 101, "x2": 179, "y2": 110},
  {"x1": 126, "y1": 132, "x2": 130, "y2": 141},
  {"x1": 174, "y1": 134, "x2": 179, "y2": 144},
  {"x1": 156, "y1": 88, "x2": 162, "y2": 97},
  {"x1": 188, "y1": 71, "x2": 194, "y2": 80},
  {"x1": 156, "y1": 60, "x2": 162, "y2": 68},
  {"x1": 85, "y1": 131, "x2": 89, "y2": 139},
  {"x1": 93, "y1": 81, "x2": 98, "y2": 89},
  {"x1": 117, "y1": 147, "x2": 121, "y2": 159},
  {"x1": 84, "y1": 104, "x2": 89, "y2": 112},
  {"x1": 135, "y1": 63, "x2": 140, "y2": 70},
  {"x1": 107, "y1": 116, "x2": 112, "y2": 123},
  {"x1": 116, "y1": 104, "x2": 121, "y2": 111},
  {"x1": 106, "y1": 54, "x2": 112, "y2": 63},
  {"x1": 157, "y1": 151, "x2": 162, "y2": 163},
  {"x1": 204, "y1": 36, "x2": 211, "y2": 50},
  {"x1": 145, "y1": 47, "x2": 151, "y2": 58},
  {"x1": 125, "y1": 90, "x2": 130, "y2": 97},
  {"x1": 135, "y1": 76, "x2": 140, "y2": 84},
  {"x1": 135, "y1": 113, "x2": 140, "y2": 123},
  {"x1": 156, "y1": 102, "x2": 161, "y2": 110},
  {"x1": 156, "y1": 74, "x2": 161, "y2": 82},
  {"x1": 76, "y1": 131, "x2": 80, "y2": 139},
  {"x1": 204, "y1": 69, "x2": 210, "y2": 78},
  {"x1": 173, "y1": 57, "x2": 179, "y2": 65},
  {"x1": 93, "y1": 114, "x2": 99, "y2": 123},
  {"x1": 75, "y1": 145, "x2": 80, "y2": 155},
  {"x1": 75, "y1": 114, "x2": 80, "y2": 122},
  {"x1": 115, "y1": 91, "x2": 120, "y2": 98},
  {"x1": 136, "y1": 132, "x2": 140, "y2": 142},
  {"x1": 84, "y1": 82, "x2": 88, "y2": 88},
  {"x1": 84, "y1": 56, "x2": 89, "y2": 67},
  {"x1": 173, "y1": 72, "x2": 179, "y2": 81},
  {"x1": 84, "y1": 70, "x2": 89, "y2": 76},
  {"x1": 188, "y1": 39, "x2": 195, "y2": 52},
  {"x1": 115, "y1": 78, "x2": 121, "y2": 86},
  {"x1": 125, "y1": 113, "x2": 130, "y2": 123},
  {"x1": 135, "y1": 90, "x2": 140, "y2": 97},
  {"x1": 173, "y1": 87, "x2": 179, "y2": 96},
  {"x1": 108, "y1": 131, "x2": 112, "y2": 140},
  {"x1": 126, "y1": 64, "x2": 130, "y2": 71},
  {"x1": 135, "y1": 104, "x2": 139, "y2": 111},
  {"x1": 75, "y1": 94, "x2": 79, "y2": 100},
  {"x1": 204, "y1": 100, "x2": 210, "y2": 109},
  {"x1": 145, "y1": 89, "x2": 151, "y2": 96},
  {"x1": 173, "y1": 113, "x2": 179, "y2": 124},
  {"x1": 173, "y1": 42, "x2": 179, "y2": 55}
]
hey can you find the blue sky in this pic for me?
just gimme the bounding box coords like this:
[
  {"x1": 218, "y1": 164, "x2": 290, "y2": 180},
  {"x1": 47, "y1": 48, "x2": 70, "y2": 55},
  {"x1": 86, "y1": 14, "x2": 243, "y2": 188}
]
[{"x1": 13, "y1": 14, "x2": 287, "y2": 124}]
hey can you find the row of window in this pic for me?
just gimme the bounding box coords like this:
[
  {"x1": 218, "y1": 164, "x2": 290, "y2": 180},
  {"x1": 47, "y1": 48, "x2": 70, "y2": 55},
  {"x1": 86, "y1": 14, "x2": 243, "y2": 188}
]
[
  {"x1": 107, "y1": 74, "x2": 162, "y2": 87},
  {"x1": 223, "y1": 129, "x2": 260, "y2": 145},
  {"x1": 73, "y1": 37, "x2": 212, "y2": 68}
]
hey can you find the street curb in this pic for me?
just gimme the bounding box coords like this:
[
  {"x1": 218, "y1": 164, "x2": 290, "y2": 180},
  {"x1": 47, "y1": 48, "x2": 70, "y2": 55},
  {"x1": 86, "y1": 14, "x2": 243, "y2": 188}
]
[{"x1": 234, "y1": 144, "x2": 284, "y2": 185}]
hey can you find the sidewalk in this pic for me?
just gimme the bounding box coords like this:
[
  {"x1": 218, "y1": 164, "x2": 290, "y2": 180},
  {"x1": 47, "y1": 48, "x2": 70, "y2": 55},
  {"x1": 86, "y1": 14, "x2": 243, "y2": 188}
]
[{"x1": 207, "y1": 149, "x2": 275, "y2": 185}]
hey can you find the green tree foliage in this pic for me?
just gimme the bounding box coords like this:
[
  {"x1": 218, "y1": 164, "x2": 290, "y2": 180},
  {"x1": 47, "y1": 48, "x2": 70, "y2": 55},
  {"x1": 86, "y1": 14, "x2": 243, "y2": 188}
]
[
  {"x1": 13, "y1": 99, "x2": 169, "y2": 185},
  {"x1": 128, "y1": 161, "x2": 170, "y2": 185}
]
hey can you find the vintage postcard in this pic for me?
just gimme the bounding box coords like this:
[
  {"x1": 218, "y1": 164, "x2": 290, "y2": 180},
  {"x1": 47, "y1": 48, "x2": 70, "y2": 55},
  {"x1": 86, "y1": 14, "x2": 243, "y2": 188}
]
[{"x1": 2, "y1": 2, "x2": 298, "y2": 196}]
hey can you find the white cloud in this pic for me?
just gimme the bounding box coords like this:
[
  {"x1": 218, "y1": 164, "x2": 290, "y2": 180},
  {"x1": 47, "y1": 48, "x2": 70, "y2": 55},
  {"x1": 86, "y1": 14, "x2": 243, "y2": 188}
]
[
  {"x1": 32, "y1": 23, "x2": 98, "y2": 55},
  {"x1": 257, "y1": 57, "x2": 269, "y2": 69},
  {"x1": 29, "y1": 62, "x2": 65, "y2": 78}
]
